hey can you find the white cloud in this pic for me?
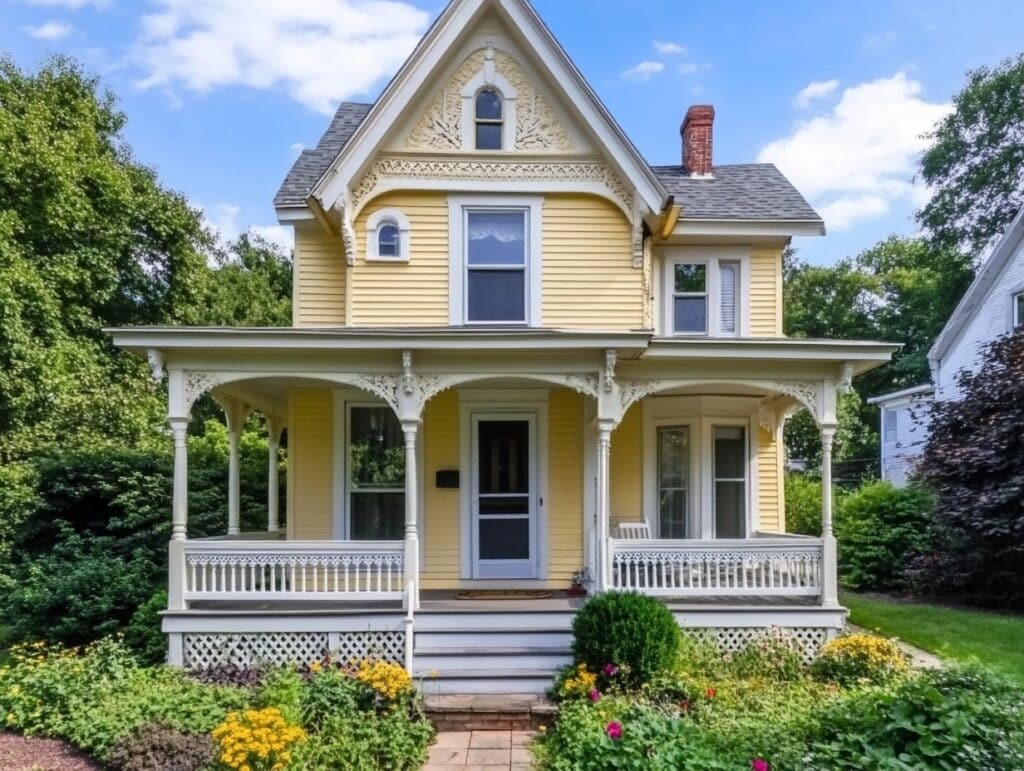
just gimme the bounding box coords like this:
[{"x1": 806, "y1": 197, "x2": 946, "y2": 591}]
[
  {"x1": 289, "y1": 142, "x2": 305, "y2": 154},
  {"x1": 863, "y1": 30, "x2": 897, "y2": 50},
  {"x1": 22, "y1": 20, "x2": 73, "y2": 40},
  {"x1": 133, "y1": 0, "x2": 430, "y2": 115},
  {"x1": 758, "y1": 73, "x2": 951, "y2": 231},
  {"x1": 678, "y1": 62, "x2": 699, "y2": 75},
  {"x1": 200, "y1": 202, "x2": 294, "y2": 255},
  {"x1": 620, "y1": 60, "x2": 664, "y2": 82},
  {"x1": 794, "y1": 79, "x2": 839, "y2": 108},
  {"x1": 653, "y1": 40, "x2": 685, "y2": 56},
  {"x1": 250, "y1": 225, "x2": 295, "y2": 255}
]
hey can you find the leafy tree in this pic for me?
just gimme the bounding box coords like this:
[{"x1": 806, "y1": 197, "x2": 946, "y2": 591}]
[
  {"x1": 918, "y1": 53, "x2": 1024, "y2": 255},
  {"x1": 204, "y1": 234, "x2": 293, "y2": 327},
  {"x1": 915, "y1": 329, "x2": 1024, "y2": 608}
]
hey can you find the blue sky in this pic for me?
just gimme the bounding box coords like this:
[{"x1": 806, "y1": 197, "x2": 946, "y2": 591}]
[{"x1": 3, "y1": 0, "x2": 1023, "y2": 264}]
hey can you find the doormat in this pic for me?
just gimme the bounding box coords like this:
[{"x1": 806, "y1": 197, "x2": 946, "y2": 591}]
[{"x1": 454, "y1": 589, "x2": 553, "y2": 600}]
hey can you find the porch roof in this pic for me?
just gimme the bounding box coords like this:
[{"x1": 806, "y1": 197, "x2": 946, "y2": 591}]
[{"x1": 109, "y1": 326, "x2": 897, "y2": 374}]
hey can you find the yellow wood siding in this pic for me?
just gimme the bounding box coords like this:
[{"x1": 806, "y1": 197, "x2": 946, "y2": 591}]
[
  {"x1": 547, "y1": 389, "x2": 583, "y2": 581},
  {"x1": 610, "y1": 403, "x2": 643, "y2": 521},
  {"x1": 756, "y1": 426, "x2": 783, "y2": 532},
  {"x1": 288, "y1": 390, "x2": 334, "y2": 539},
  {"x1": 542, "y1": 194, "x2": 641, "y2": 328},
  {"x1": 421, "y1": 390, "x2": 461, "y2": 587},
  {"x1": 352, "y1": 191, "x2": 450, "y2": 326},
  {"x1": 750, "y1": 246, "x2": 783, "y2": 337},
  {"x1": 293, "y1": 225, "x2": 346, "y2": 327}
]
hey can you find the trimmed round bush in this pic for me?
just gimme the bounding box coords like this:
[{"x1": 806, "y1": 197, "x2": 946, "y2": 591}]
[
  {"x1": 571, "y1": 591, "x2": 681, "y2": 687},
  {"x1": 810, "y1": 632, "x2": 908, "y2": 686},
  {"x1": 105, "y1": 722, "x2": 215, "y2": 771}
]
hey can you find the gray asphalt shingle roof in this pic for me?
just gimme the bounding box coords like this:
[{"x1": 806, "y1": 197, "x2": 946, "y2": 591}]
[
  {"x1": 652, "y1": 164, "x2": 822, "y2": 222},
  {"x1": 274, "y1": 102, "x2": 372, "y2": 208},
  {"x1": 274, "y1": 104, "x2": 822, "y2": 224}
]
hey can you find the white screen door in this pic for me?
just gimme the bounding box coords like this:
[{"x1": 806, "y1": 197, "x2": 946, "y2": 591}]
[{"x1": 471, "y1": 414, "x2": 537, "y2": 578}]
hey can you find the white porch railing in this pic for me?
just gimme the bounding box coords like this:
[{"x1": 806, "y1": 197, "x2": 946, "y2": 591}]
[
  {"x1": 180, "y1": 539, "x2": 405, "y2": 602},
  {"x1": 609, "y1": 537, "x2": 823, "y2": 597}
]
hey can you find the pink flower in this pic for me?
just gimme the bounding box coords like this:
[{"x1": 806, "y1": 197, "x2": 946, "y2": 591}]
[
  {"x1": 588, "y1": 689, "x2": 601, "y2": 702},
  {"x1": 705, "y1": 687, "x2": 716, "y2": 699},
  {"x1": 602, "y1": 663, "x2": 619, "y2": 677},
  {"x1": 751, "y1": 759, "x2": 769, "y2": 771},
  {"x1": 605, "y1": 721, "x2": 623, "y2": 740}
]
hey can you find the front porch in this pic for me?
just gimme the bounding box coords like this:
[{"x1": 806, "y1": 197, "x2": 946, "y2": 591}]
[{"x1": 110, "y1": 328, "x2": 894, "y2": 686}]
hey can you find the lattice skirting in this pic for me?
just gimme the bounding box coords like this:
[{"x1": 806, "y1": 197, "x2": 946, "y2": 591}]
[
  {"x1": 182, "y1": 631, "x2": 406, "y2": 669},
  {"x1": 682, "y1": 627, "x2": 830, "y2": 662}
]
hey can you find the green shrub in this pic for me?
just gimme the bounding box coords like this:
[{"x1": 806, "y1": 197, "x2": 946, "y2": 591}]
[
  {"x1": 300, "y1": 667, "x2": 366, "y2": 728},
  {"x1": 293, "y1": 710, "x2": 434, "y2": 770},
  {"x1": 806, "y1": 665, "x2": 1024, "y2": 769},
  {"x1": 571, "y1": 592, "x2": 681, "y2": 688},
  {"x1": 123, "y1": 589, "x2": 169, "y2": 665},
  {"x1": 835, "y1": 480, "x2": 934, "y2": 591},
  {"x1": 105, "y1": 722, "x2": 215, "y2": 771},
  {"x1": 255, "y1": 668, "x2": 305, "y2": 725},
  {"x1": 784, "y1": 473, "x2": 823, "y2": 536},
  {"x1": 727, "y1": 628, "x2": 805, "y2": 682},
  {"x1": 810, "y1": 632, "x2": 908, "y2": 687}
]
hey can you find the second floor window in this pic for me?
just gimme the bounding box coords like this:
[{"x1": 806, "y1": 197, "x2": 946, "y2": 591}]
[
  {"x1": 466, "y1": 209, "x2": 526, "y2": 323},
  {"x1": 475, "y1": 88, "x2": 503, "y2": 150},
  {"x1": 376, "y1": 221, "x2": 400, "y2": 257},
  {"x1": 1014, "y1": 290, "x2": 1023, "y2": 328},
  {"x1": 663, "y1": 254, "x2": 743, "y2": 337}
]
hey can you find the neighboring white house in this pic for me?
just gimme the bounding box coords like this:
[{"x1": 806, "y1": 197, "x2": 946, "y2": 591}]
[{"x1": 871, "y1": 206, "x2": 1024, "y2": 487}]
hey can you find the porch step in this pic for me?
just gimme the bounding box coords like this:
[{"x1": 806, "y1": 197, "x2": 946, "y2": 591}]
[
  {"x1": 415, "y1": 629, "x2": 573, "y2": 649},
  {"x1": 417, "y1": 669, "x2": 560, "y2": 695},
  {"x1": 414, "y1": 646, "x2": 572, "y2": 672},
  {"x1": 425, "y1": 693, "x2": 557, "y2": 731}
]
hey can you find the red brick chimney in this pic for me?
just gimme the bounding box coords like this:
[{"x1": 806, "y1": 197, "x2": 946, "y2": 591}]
[{"x1": 681, "y1": 105, "x2": 715, "y2": 176}]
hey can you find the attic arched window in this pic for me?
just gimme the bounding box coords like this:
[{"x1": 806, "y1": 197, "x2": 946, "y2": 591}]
[
  {"x1": 475, "y1": 88, "x2": 503, "y2": 150},
  {"x1": 367, "y1": 208, "x2": 410, "y2": 262},
  {"x1": 377, "y1": 221, "x2": 400, "y2": 257}
]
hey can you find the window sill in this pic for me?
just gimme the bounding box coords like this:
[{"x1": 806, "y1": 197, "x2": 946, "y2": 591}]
[{"x1": 365, "y1": 255, "x2": 410, "y2": 264}]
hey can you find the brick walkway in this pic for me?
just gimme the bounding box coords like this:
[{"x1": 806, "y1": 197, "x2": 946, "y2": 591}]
[{"x1": 423, "y1": 729, "x2": 535, "y2": 770}]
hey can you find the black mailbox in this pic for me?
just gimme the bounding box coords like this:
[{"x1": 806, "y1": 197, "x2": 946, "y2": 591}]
[{"x1": 435, "y1": 469, "x2": 459, "y2": 488}]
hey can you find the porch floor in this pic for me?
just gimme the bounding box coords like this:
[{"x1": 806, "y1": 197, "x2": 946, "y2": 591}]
[{"x1": 183, "y1": 589, "x2": 822, "y2": 614}]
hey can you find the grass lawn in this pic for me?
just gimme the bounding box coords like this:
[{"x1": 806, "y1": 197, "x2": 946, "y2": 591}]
[{"x1": 844, "y1": 592, "x2": 1024, "y2": 684}]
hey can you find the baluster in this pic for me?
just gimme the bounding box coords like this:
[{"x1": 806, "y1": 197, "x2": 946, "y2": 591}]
[{"x1": 376, "y1": 558, "x2": 383, "y2": 593}]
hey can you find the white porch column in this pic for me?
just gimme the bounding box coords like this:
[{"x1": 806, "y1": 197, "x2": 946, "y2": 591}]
[
  {"x1": 595, "y1": 421, "x2": 613, "y2": 591},
  {"x1": 266, "y1": 416, "x2": 284, "y2": 533},
  {"x1": 402, "y1": 420, "x2": 420, "y2": 611},
  {"x1": 224, "y1": 399, "x2": 247, "y2": 537},
  {"x1": 820, "y1": 425, "x2": 839, "y2": 607},
  {"x1": 168, "y1": 415, "x2": 190, "y2": 612}
]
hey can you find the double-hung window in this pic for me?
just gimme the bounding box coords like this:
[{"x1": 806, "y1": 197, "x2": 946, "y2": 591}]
[
  {"x1": 347, "y1": 405, "x2": 404, "y2": 540},
  {"x1": 450, "y1": 196, "x2": 541, "y2": 326},
  {"x1": 1014, "y1": 290, "x2": 1024, "y2": 328},
  {"x1": 663, "y1": 251, "x2": 746, "y2": 336}
]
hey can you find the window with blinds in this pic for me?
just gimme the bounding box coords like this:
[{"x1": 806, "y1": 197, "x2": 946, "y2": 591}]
[{"x1": 720, "y1": 262, "x2": 738, "y2": 335}]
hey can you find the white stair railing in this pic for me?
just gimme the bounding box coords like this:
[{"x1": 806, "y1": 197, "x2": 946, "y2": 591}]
[{"x1": 609, "y1": 538, "x2": 823, "y2": 597}]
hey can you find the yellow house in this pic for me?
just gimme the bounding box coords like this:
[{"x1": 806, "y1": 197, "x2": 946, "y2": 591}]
[{"x1": 111, "y1": 0, "x2": 895, "y2": 692}]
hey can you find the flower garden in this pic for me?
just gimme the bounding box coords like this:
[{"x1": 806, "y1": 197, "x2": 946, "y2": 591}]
[
  {"x1": 534, "y1": 592, "x2": 1024, "y2": 770},
  {"x1": 0, "y1": 639, "x2": 433, "y2": 770},
  {"x1": 3, "y1": 595, "x2": 1024, "y2": 770}
]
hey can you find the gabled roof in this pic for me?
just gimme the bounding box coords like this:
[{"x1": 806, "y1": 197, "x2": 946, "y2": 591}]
[
  {"x1": 300, "y1": 0, "x2": 669, "y2": 217},
  {"x1": 653, "y1": 164, "x2": 823, "y2": 225},
  {"x1": 275, "y1": 103, "x2": 371, "y2": 208},
  {"x1": 929, "y1": 205, "x2": 1024, "y2": 364}
]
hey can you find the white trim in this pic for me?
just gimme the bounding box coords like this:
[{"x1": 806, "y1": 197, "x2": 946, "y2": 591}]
[
  {"x1": 867, "y1": 384, "x2": 935, "y2": 406},
  {"x1": 366, "y1": 208, "x2": 411, "y2": 262},
  {"x1": 447, "y1": 194, "x2": 543, "y2": 327},
  {"x1": 669, "y1": 219, "x2": 825, "y2": 238},
  {"x1": 1010, "y1": 285, "x2": 1024, "y2": 330},
  {"x1": 274, "y1": 208, "x2": 315, "y2": 223},
  {"x1": 641, "y1": 395, "x2": 758, "y2": 540},
  {"x1": 458, "y1": 390, "x2": 549, "y2": 580},
  {"x1": 658, "y1": 246, "x2": 751, "y2": 337}
]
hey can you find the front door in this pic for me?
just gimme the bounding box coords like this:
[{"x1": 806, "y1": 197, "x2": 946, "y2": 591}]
[{"x1": 471, "y1": 414, "x2": 538, "y2": 579}]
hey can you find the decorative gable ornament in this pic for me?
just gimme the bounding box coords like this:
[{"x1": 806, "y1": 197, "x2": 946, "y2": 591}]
[{"x1": 406, "y1": 46, "x2": 573, "y2": 152}]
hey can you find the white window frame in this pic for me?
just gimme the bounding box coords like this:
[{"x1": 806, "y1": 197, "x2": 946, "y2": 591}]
[
  {"x1": 642, "y1": 396, "x2": 759, "y2": 539},
  {"x1": 1012, "y1": 287, "x2": 1024, "y2": 329},
  {"x1": 366, "y1": 208, "x2": 411, "y2": 262},
  {"x1": 883, "y1": 407, "x2": 898, "y2": 443},
  {"x1": 460, "y1": 68, "x2": 517, "y2": 152},
  {"x1": 659, "y1": 246, "x2": 751, "y2": 337},
  {"x1": 448, "y1": 194, "x2": 543, "y2": 327}
]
